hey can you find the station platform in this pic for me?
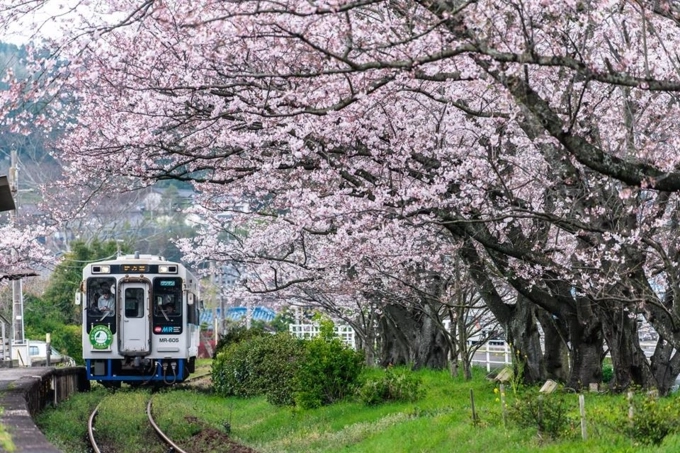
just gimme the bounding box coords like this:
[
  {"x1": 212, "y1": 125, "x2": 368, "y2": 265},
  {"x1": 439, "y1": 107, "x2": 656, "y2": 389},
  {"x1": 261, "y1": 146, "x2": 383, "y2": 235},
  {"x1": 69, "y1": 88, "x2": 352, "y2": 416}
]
[{"x1": 0, "y1": 366, "x2": 88, "y2": 453}]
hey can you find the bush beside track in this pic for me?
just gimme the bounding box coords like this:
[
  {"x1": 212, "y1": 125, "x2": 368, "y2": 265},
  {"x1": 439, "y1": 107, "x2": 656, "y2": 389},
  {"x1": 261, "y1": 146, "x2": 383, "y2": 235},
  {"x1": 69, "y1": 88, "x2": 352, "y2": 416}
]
[{"x1": 212, "y1": 319, "x2": 365, "y2": 409}]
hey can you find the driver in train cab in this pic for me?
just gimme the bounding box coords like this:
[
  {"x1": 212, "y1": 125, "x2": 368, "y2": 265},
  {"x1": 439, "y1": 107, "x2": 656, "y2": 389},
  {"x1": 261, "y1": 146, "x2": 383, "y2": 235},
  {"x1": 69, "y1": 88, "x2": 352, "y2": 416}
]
[
  {"x1": 88, "y1": 299, "x2": 101, "y2": 315},
  {"x1": 98, "y1": 284, "x2": 115, "y2": 316},
  {"x1": 163, "y1": 301, "x2": 176, "y2": 315}
]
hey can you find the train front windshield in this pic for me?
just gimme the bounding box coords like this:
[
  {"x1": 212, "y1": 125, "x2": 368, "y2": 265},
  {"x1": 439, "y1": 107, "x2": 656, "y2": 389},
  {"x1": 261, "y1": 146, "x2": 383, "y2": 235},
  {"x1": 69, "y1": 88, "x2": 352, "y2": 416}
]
[
  {"x1": 153, "y1": 277, "x2": 183, "y2": 333},
  {"x1": 86, "y1": 277, "x2": 118, "y2": 333}
]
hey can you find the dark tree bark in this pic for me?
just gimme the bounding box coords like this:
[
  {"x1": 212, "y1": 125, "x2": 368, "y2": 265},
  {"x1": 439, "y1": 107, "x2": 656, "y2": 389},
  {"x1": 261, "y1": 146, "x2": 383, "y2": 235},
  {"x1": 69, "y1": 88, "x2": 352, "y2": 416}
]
[
  {"x1": 564, "y1": 298, "x2": 604, "y2": 390},
  {"x1": 536, "y1": 307, "x2": 570, "y2": 382},
  {"x1": 649, "y1": 339, "x2": 680, "y2": 396},
  {"x1": 455, "y1": 305, "x2": 472, "y2": 380},
  {"x1": 599, "y1": 304, "x2": 649, "y2": 391},
  {"x1": 378, "y1": 304, "x2": 449, "y2": 369},
  {"x1": 458, "y1": 240, "x2": 546, "y2": 383},
  {"x1": 504, "y1": 294, "x2": 545, "y2": 384}
]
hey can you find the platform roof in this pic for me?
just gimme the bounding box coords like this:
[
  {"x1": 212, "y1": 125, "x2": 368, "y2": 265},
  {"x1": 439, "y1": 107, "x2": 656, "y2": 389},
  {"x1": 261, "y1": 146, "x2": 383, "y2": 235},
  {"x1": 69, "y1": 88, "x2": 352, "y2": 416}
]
[{"x1": 0, "y1": 269, "x2": 38, "y2": 281}]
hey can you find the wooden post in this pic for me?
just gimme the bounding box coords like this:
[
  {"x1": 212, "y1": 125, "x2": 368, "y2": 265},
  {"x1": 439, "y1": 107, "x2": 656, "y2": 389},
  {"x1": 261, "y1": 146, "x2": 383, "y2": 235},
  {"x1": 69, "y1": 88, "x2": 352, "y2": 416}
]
[
  {"x1": 470, "y1": 389, "x2": 478, "y2": 425},
  {"x1": 628, "y1": 391, "x2": 634, "y2": 419},
  {"x1": 628, "y1": 391, "x2": 634, "y2": 430},
  {"x1": 500, "y1": 384, "x2": 507, "y2": 428},
  {"x1": 579, "y1": 394, "x2": 587, "y2": 440}
]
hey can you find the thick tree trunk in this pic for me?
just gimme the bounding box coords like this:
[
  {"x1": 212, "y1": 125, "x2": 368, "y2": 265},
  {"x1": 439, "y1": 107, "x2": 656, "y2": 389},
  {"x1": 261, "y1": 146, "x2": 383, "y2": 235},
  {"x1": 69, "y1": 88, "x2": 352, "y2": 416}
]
[
  {"x1": 649, "y1": 339, "x2": 680, "y2": 396},
  {"x1": 359, "y1": 309, "x2": 379, "y2": 367},
  {"x1": 378, "y1": 304, "x2": 449, "y2": 369},
  {"x1": 565, "y1": 312, "x2": 603, "y2": 390},
  {"x1": 504, "y1": 295, "x2": 545, "y2": 384},
  {"x1": 537, "y1": 308, "x2": 570, "y2": 382},
  {"x1": 355, "y1": 322, "x2": 377, "y2": 367},
  {"x1": 600, "y1": 308, "x2": 649, "y2": 391},
  {"x1": 458, "y1": 241, "x2": 546, "y2": 383}
]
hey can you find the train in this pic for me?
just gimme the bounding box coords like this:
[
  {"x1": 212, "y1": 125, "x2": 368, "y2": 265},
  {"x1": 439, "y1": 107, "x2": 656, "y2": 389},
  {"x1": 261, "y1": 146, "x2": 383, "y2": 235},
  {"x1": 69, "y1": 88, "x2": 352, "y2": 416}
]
[{"x1": 75, "y1": 253, "x2": 201, "y2": 387}]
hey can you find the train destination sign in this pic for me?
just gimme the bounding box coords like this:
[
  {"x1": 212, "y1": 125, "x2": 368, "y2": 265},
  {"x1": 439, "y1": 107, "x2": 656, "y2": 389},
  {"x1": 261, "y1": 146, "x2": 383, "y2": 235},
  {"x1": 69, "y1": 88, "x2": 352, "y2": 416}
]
[{"x1": 121, "y1": 264, "x2": 149, "y2": 273}]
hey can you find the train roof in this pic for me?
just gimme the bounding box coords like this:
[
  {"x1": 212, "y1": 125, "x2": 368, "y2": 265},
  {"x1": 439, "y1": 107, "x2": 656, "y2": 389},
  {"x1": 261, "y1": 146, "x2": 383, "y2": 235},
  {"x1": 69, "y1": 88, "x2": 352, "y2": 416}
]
[{"x1": 94, "y1": 254, "x2": 177, "y2": 264}]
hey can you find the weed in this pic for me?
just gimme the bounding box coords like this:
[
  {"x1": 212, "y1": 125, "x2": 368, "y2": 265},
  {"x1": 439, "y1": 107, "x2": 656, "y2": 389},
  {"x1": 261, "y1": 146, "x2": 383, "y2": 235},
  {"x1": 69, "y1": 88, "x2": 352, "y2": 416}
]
[
  {"x1": 358, "y1": 366, "x2": 424, "y2": 405},
  {"x1": 508, "y1": 390, "x2": 574, "y2": 440},
  {"x1": 627, "y1": 393, "x2": 680, "y2": 445}
]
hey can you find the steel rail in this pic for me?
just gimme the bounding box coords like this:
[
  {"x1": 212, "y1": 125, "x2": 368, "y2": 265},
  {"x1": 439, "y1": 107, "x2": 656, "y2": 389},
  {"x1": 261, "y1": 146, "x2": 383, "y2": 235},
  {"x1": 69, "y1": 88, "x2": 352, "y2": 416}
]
[
  {"x1": 147, "y1": 398, "x2": 188, "y2": 453},
  {"x1": 87, "y1": 403, "x2": 102, "y2": 453}
]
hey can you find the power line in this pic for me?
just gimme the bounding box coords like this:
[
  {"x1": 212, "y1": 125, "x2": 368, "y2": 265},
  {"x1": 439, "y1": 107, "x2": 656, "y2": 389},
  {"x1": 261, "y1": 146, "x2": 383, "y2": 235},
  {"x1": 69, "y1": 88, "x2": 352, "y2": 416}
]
[{"x1": 62, "y1": 252, "x2": 118, "y2": 263}]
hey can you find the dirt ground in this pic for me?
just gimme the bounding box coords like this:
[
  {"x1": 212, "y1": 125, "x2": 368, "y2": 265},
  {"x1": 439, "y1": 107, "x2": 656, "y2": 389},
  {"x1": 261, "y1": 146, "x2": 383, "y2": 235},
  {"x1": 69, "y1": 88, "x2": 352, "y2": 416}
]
[
  {"x1": 184, "y1": 416, "x2": 259, "y2": 453},
  {"x1": 183, "y1": 375, "x2": 260, "y2": 453}
]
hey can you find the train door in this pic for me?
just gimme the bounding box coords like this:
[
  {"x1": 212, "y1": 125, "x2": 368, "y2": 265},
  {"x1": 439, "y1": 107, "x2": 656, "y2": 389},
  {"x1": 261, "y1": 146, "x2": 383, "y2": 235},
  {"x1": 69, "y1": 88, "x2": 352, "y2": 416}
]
[{"x1": 119, "y1": 283, "x2": 150, "y2": 355}]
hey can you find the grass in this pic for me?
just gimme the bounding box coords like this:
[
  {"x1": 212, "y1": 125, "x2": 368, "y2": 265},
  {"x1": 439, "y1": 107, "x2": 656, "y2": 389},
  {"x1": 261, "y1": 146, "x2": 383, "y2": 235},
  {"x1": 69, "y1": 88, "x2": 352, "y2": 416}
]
[{"x1": 34, "y1": 362, "x2": 680, "y2": 452}]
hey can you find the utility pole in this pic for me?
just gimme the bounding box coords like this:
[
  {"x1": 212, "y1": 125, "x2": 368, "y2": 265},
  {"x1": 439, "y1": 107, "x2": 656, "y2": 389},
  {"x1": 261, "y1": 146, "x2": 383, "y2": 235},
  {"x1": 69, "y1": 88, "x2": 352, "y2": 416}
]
[
  {"x1": 211, "y1": 261, "x2": 226, "y2": 338},
  {"x1": 9, "y1": 149, "x2": 25, "y2": 346}
]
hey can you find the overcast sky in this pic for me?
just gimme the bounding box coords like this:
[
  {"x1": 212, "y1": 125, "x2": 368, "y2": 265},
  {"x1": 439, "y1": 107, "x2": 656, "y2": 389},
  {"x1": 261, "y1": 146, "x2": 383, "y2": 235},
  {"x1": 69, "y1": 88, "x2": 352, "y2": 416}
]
[{"x1": 2, "y1": 0, "x2": 103, "y2": 46}]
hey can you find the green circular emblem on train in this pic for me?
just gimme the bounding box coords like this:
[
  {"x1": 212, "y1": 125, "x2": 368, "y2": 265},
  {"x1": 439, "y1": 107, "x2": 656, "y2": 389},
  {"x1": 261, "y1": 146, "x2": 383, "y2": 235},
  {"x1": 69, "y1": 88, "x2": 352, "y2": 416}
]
[{"x1": 89, "y1": 325, "x2": 113, "y2": 349}]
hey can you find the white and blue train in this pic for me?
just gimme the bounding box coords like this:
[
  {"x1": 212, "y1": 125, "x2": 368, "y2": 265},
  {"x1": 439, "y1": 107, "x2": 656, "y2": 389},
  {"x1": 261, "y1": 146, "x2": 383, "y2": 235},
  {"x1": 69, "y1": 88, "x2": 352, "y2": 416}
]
[{"x1": 76, "y1": 253, "x2": 200, "y2": 387}]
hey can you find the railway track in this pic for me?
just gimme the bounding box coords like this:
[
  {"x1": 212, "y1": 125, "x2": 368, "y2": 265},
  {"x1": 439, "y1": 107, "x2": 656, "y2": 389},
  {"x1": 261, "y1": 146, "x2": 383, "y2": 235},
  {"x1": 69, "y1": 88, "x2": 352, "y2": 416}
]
[{"x1": 87, "y1": 397, "x2": 188, "y2": 453}]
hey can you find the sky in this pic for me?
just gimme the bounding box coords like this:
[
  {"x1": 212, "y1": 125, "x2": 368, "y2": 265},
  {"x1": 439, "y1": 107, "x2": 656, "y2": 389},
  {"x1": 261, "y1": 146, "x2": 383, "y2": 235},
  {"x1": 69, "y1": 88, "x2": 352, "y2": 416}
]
[{"x1": 1, "y1": 0, "x2": 98, "y2": 46}]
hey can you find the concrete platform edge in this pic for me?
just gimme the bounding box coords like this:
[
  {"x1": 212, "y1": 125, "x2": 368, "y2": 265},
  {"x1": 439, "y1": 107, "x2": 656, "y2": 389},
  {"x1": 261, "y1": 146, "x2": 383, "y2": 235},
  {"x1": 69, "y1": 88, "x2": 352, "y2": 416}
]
[{"x1": 0, "y1": 367, "x2": 89, "y2": 453}]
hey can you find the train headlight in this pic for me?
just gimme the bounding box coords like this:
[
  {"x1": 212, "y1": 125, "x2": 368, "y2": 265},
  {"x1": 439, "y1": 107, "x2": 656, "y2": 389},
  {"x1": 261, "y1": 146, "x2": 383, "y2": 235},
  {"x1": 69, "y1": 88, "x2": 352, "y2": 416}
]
[
  {"x1": 159, "y1": 265, "x2": 178, "y2": 274},
  {"x1": 92, "y1": 265, "x2": 111, "y2": 274}
]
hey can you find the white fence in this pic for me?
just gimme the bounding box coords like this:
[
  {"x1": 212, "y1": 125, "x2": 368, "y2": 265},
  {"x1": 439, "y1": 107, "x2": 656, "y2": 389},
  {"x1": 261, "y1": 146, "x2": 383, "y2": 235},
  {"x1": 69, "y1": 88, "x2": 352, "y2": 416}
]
[
  {"x1": 289, "y1": 324, "x2": 356, "y2": 349},
  {"x1": 469, "y1": 342, "x2": 512, "y2": 371},
  {"x1": 289, "y1": 323, "x2": 515, "y2": 371}
]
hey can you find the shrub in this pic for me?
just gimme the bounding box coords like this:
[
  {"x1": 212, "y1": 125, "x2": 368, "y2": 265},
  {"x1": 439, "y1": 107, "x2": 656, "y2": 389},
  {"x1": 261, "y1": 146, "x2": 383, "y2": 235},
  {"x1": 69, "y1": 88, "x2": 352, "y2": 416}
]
[
  {"x1": 213, "y1": 317, "x2": 364, "y2": 409},
  {"x1": 627, "y1": 394, "x2": 680, "y2": 445},
  {"x1": 212, "y1": 332, "x2": 305, "y2": 405},
  {"x1": 294, "y1": 318, "x2": 365, "y2": 409},
  {"x1": 508, "y1": 390, "x2": 574, "y2": 439},
  {"x1": 213, "y1": 324, "x2": 267, "y2": 358},
  {"x1": 359, "y1": 366, "x2": 424, "y2": 405}
]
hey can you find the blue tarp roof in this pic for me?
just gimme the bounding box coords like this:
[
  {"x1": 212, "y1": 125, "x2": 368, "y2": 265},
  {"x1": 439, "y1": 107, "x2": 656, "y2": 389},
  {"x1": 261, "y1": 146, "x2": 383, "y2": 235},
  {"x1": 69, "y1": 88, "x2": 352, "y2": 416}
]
[{"x1": 200, "y1": 307, "x2": 276, "y2": 324}]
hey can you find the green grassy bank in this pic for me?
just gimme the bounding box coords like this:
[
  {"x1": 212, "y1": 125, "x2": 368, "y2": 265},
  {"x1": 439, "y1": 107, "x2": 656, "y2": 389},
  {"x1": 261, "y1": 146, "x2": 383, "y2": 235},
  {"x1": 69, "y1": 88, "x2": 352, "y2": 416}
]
[{"x1": 34, "y1": 364, "x2": 680, "y2": 453}]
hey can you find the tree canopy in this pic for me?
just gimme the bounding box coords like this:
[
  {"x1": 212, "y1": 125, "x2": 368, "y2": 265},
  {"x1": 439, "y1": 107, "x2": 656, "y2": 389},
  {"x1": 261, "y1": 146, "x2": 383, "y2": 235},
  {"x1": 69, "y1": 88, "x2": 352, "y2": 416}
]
[{"x1": 4, "y1": 0, "x2": 680, "y2": 392}]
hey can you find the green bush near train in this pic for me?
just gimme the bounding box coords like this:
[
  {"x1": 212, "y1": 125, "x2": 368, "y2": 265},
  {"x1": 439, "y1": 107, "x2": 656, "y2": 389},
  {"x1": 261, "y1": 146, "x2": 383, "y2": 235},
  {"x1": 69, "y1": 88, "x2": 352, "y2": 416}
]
[
  {"x1": 212, "y1": 331, "x2": 305, "y2": 405},
  {"x1": 212, "y1": 318, "x2": 366, "y2": 409}
]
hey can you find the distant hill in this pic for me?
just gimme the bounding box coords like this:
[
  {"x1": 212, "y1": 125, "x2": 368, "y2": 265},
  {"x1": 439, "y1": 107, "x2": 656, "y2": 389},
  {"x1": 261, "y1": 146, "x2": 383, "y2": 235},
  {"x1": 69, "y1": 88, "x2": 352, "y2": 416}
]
[{"x1": 0, "y1": 41, "x2": 28, "y2": 89}]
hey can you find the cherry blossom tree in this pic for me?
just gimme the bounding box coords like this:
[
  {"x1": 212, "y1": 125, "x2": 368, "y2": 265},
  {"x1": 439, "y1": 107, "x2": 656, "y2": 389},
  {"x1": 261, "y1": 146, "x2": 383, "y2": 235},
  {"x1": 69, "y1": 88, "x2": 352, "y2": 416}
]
[
  {"x1": 0, "y1": 224, "x2": 51, "y2": 282},
  {"x1": 7, "y1": 0, "x2": 680, "y2": 392}
]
